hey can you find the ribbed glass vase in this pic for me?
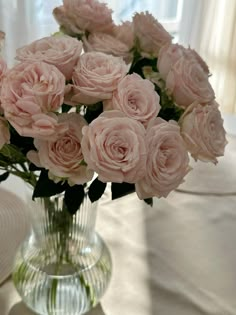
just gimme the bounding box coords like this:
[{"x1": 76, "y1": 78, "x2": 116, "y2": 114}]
[{"x1": 12, "y1": 192, "x2": 112, "y2": 315}]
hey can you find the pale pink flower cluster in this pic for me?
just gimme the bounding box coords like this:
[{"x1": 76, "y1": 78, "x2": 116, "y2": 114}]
[
  {"x1": 81, "y1": 112, "x2": 190, "y2": 198},
  {"x1": 0, "y1": 59, "x2": 18, "y2": 148},
  {"x1": 1, "y1": 62, "x2": 66, "y2": 139},
  {"x1": 53, "y1": 2, "x2": 172, "y2": 64},
  {"x1": 0, "y1": 59, "x2": 14, "y2": 149},
  {"x1": 156, "y1": 42, "x2": 226, "y2": 163},
  {"x1": 16, "y1": 35, "x2": 83, "y2": 80},
  {"x1": 81, "y1": 110, "x2": 147, "y2": 183},
  {"x1": 112, "y1": 22, "x2": 134, "y2": 50},
  {"x1": 83, "y1": 33, "x2": 132, "y2": 64},
  {"x1": 81, "y1": 20, "x2": 134, "y2": 64},
  {"x1": 68, "y1": 52, "x2": 128, "y2": 105},
  {"x1": 53, "y1": 0, "x2": 114, "y2": 35},
  {"x1": 136, "y1": 118, "x2": 190, "y2": 199},
  {"x1": 110, "y1": 73, "x2": 161, "y2": 127},
  {"x1": 0, "y1": 57, "x2": 7, "y2": 109},
  {"x1": 0, "y1": 116, "x2": 10, "y2": 149},
  {"x1": 158, "y1": 43, "x2": 214, "y2": 109},
  {"x1": 0, "y1": 1, "x2": 227, "y2": 201},
  {"x1": 133, "y1": 12, "x2": 172, "y2": 58},
  {"x1": 28, "y1": 113, "x2": 93, "y2": 185},
  {"x1": 179, "y1": 102, "x2": 227, "y2": 163},
  {"x1": 0, "y1": 58, "x2": 7, "y2": 87}
]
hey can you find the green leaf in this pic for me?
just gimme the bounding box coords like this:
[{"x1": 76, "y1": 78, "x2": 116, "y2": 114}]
[
  {"x1": 84, "y1": 102, "x2": 103, "y2": 124},
  {"x1": 111, "y1": 182, "x2": 135, "y2": 200},
  {"x1": 0, "y1": 158, "x2": 10, "y2": 167},
  {"x1": 64, "y1": 185, "x2": 84, "y2": 215},
  {"x1": 128, "y1": 57, "x2": 158, "y2": 77},
  {"x1": 61, "y1": 103, "x2": 71, "y2": 113},
  {"x1": 0, "y1": 144, "x2": 26, "y2": 163},
  {"x1": 0, "y1": 171, "x2": 9, "y2": 183},
  {"x1": 158, "y1": 106, "x2": 184, "y2": 122},
  {"x1": 144, "y1": 198, "x2": 153, "y2": 207},
  {"x1": 33, "y1": 170, "x2": 67, "y2": 199},
  {"x1": 9, "y1": 126, "x2": 35, "y2": 155},
  {"x1": 88, "y1": 177, "x2": 106, "y2": 203},
  {"x1": 29, "y1": 163, "x2": 43, "y2": 171}
]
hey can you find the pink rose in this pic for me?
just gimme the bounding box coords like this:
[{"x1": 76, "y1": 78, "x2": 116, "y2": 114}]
[
  {"x1": 16, "y1": 35, "x2": 82, "y2": 80},
  {"x1": 83, "y1": 32, "x2": 132, "y2": 64},
  {"x1": 58, "y1": 0, "x2": 114, "y2": 34},
  {"x1": 187, "y1": 48, "x2": 209, "y2": 75},
  {"x1": 166, "y1": 57, "x2": 215, "y2": 108},
  {"x1": 136, "y1": 118, "x2": 190, "y2": 199},
  {"x1": 157, "y1": 43, "x2": 187, "y2": 80},
  {"x1": 69, "y1": 52, "x2": 128, "y2": 105},
  {"x1": 28, "y1": 113, "x2": 93, "y2": 185},
  {"x1": 31, "y1": 113, "x2": 68, "y2": 139},
  {"x1": 0, "y1": 117, "x2": 10, "y2": 149},
  {"x1": 112, "y1": 21, "x2": 134, "y2": 50},
  {"x1": 81, "y1": 110, "x2": 147, "y2": 183},
  {"x1": 133, "y1": 12, "x2": 172, "y2": 57},
  {"x1": 157, "y1": 43, "x2": 209, "y2": 80},
  {"x1": 1, "y1": 62, "x2": 65, "y2": 139},
  {"x1": 179, "y1": 102, "x2": 227, "y2": 163},
  {"x1": 0, "y1": 57, "x2": 7, "y2": 86},
  {"x1": 0, "y1": 57, "x2": 7, "y2": 109},
  {"x1": 53, "y1": 6, "x2": 84, "y2": 36},
  {"x1": 111, "y1": 73, "x2": 161, "y2": 127}
]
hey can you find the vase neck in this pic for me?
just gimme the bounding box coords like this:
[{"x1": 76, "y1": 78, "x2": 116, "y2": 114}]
[{"x1": 30, "y1": 193, "x2": 98, "y2": 250}]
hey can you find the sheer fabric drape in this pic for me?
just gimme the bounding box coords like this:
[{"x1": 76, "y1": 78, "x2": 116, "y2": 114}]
[{"x1": 180, "y1": 0, "x2": 236, "y2": 114}]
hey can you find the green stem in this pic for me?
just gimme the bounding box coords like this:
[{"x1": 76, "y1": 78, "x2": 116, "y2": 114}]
[
  {"x1": 0, "y1": 164, "x2": 37, "y2": 187},
  {"x1": 20, "y1": 163, "x2": 28, "y2": 172}
]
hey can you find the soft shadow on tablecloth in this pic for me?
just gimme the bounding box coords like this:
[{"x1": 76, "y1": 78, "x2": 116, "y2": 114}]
[
  {"x1": 9, "y1": 302, "x2": 107, "y2": 315},
  {"x1": 143, "y1": 134, "x2": 236, "y2": 315},
  {"x1": 144, "y1": 194, "x2": 236, "y2": 315}
]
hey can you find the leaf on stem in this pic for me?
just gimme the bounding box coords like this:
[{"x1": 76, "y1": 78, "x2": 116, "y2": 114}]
[
  {"x1": 144, "y1": 198, "x2": 153, "y2": 207},
  {"x1": 0, "y1": 171, "x2": 9, "y2": 183},
  {"x1": 84, "y1": 102, "x2": 103, "y2": 124},
  {"x1": 0, "y1": 144, "x2": 26, "y2": 164},
  {"x1": 111, "y1": 182, "x2": 135, "y2": 200},
  {"x1": 88, "y1": 177, "x2": 106, "y2": 203},
  {"x1": 129, "y1": 57, "x2": 158, "y2": 77},
  {"x1": 9, "y1": 126, "x2": 35, "y2": 155},
  {"x1": 64, "y1": 184, "x2": 84, "y2": 215},
  {"x1": 33, "y1": 170, "x2": 67, "y2": 199},
  {"x1": 29, "y1": 162, "x2": 43, "y2": 172},
  {"x1": 61, "y1": 103, "x2": 71, "y2": 113}
]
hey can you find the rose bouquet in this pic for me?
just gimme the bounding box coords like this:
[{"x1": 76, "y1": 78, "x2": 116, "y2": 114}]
[{"x1": 0, "y1": 0, "x2": 227, "y2": 213}]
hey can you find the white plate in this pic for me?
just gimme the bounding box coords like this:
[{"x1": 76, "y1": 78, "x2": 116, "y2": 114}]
[{"x1": 0, "y1": 187, "x2": 30, "y2": 284}]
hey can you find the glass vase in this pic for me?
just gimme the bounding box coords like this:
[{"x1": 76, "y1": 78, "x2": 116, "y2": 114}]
[{"x1": 12, "y1": 191, "x2": 112, "y2": 315}]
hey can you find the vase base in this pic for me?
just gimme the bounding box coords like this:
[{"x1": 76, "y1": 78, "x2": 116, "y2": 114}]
[{"x1": 13, "y1": 232, "x2": 112, "y2": 315}]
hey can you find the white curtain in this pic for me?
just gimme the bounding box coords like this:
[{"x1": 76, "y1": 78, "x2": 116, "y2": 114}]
[{"x1": 179, "y1": 0, "x2": 236, "y2": 114}]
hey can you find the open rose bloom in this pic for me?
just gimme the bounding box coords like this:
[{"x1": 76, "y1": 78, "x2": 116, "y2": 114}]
[{"x1": 0, "y1": 0, "x2": 227, "y2": 207}]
